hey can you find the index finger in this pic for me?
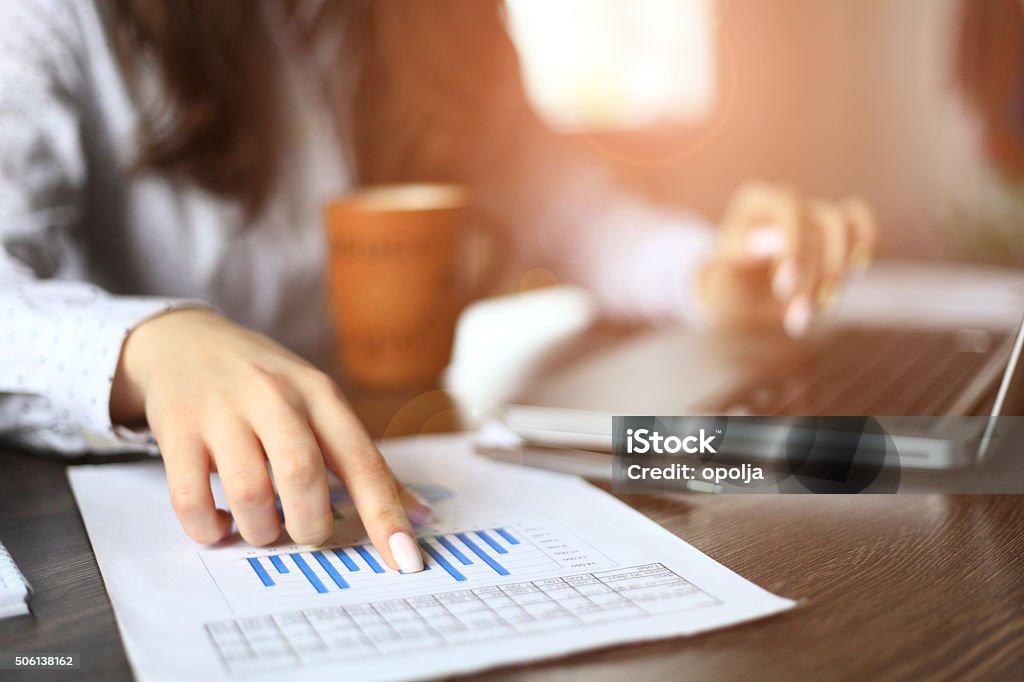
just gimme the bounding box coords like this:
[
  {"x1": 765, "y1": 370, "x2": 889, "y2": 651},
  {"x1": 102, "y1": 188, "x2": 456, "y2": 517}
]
[{"x1": 304, "y1": 379, "x2": 423, "y2": 573}]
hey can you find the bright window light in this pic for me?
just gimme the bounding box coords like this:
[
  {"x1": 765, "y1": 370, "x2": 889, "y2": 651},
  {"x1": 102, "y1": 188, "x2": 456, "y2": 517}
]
[{"x1": 505, "y1": 0, "x2": 718, "y2": 132}]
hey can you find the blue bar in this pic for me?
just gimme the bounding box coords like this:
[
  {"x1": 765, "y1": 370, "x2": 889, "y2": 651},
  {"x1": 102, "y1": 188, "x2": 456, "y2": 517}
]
[
  {"x1": 495, "y1": 528, "x2": 520, "y2": 545},
  {"x1": 475, "y1": 530, "x2": 508, "y2": 554},
  {"x1": 268, "y1": 555, "x2": 289, "y2": 574},
  {"x1": 332, "y1": 548, "x2": 360, "y2": 572},
  {"x1": 247, "y1": 557, "x2": 274, "y2": 586},
  {"x1": 456, "y1": 533, "x2": 509, "y2": 576},
  {"x1": 419, "y1": 541, "x2": 466, "y2": 582},
  {"x1": 435, "y1": 535, "x2": 473, "y2": 565},
  {"x1": 312, "y1": 551, "x2": 349, "y2": 589},
  {"x1": 291, "y1": 554, "x2": 328, "y2": 593},
  {"x1": 354, "y1": 545, "x2": 385, "y2": 574}
]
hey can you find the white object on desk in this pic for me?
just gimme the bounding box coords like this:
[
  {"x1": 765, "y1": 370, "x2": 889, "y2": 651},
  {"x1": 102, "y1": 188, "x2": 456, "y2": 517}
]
[
  {"x1": 68, "y1": 433, "x2": 794, "y2": 682},
  {"x1": 0, "y1": 541, "x2": 31, "y2": 618},
  {"x1": 444, "y1": 286, "x2": 598, "y2": 426}
]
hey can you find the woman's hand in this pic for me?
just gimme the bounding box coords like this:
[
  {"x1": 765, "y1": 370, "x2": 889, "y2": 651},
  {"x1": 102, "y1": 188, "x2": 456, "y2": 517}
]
[
  {"x1": 109, "y1": 309, "x2": 428, "y2": 572},
  {"x1": 698, "y1": 181, "x2": 878, "y2": 336}
]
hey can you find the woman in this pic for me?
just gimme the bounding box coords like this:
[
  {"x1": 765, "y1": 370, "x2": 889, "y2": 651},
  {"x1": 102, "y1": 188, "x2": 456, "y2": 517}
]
[{"x1": 0, "y1": 0, "x2": 874, "y2": 573}]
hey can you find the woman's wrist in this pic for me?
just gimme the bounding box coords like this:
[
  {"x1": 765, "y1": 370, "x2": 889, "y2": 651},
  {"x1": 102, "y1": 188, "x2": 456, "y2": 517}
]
[{"x1": 109, "y1": 308, "x2": 217, "y2": 425}]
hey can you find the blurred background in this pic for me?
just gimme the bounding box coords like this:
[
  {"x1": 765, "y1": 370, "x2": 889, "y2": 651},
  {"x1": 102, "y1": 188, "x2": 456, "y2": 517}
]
[{"x1": 504, "y1": 0, "x2": 1024, "y2": 264}]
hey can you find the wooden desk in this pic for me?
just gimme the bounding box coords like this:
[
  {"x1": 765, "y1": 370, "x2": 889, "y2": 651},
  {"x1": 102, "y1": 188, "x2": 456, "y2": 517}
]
[{"x1": 2, "y1": 386, "x2": 1023, "y2": 680}]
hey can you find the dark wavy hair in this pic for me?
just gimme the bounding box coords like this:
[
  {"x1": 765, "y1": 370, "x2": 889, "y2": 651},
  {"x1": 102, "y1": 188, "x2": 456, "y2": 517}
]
[{"x1": 104, "y1": 0, "x2": 525, "y2": 215}]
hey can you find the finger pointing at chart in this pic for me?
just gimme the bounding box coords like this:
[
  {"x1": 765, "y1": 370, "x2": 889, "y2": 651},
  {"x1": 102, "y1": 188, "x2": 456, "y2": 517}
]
[
  {"x1": 114, "y1": 309, "x2": 427, "y2": 572},
  {"x1": 302, "y1": 373, "x2": 425, "y2": 573}
]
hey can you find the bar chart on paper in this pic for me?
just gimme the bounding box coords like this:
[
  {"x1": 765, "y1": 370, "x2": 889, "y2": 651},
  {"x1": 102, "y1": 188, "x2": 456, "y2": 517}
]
[
  {"x1": 201, "y1": 515, "x2": 613, "y2": 612},
  {"x1": 234, "y1": 526, "x2": 556, "y2": 603},
  {"x1": 68, "y1": 441, "x2": 798, "y2": 682},
  {"x1": 199, "y1": 514, "x2": 722, "y2": 674}
]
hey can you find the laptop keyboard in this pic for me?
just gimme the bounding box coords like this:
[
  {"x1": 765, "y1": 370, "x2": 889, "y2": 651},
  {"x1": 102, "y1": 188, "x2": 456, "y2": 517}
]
[{"x1": 704, "y1": 327, "x2": 1011, "y2": 416}]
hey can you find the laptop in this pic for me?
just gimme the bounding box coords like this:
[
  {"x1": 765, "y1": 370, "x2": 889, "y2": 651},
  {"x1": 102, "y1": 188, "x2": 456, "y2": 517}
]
[{"x1": 484, "y1": 262, "x2": 1024, "y2": 471}]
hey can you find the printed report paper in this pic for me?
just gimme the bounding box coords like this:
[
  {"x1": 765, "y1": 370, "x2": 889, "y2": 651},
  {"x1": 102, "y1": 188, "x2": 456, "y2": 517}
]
[
  {"x1": 67, "y1": 433, "x2": 795, "y2": 681},
  {"x1": 0, "y1": 541, "x2": 32, "y2": 618}
]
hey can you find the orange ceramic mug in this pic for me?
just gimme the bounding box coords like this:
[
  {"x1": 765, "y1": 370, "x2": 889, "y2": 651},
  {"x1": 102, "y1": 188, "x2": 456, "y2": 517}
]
[{"x1": 323, "y1": 184, "x2": 500, "y2": 388}]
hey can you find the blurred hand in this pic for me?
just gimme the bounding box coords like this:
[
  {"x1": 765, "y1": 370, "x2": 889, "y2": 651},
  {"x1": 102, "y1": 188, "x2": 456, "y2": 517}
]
[
  {"x1": 698, "y1": 181, "x2": 877, "y2": 336},
  {"x1": 110, "y1": 309, "x2": 429, "y2": 572}
]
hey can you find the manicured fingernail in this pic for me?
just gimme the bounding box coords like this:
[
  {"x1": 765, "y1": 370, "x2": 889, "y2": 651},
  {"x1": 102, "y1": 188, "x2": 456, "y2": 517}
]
[
  {"x1": 405, "y1": 489, "x2": 433, "y2": 525},
  {"x1": 851, "y1": 244, "x2": 872, "y2": 270},
  {"x1": 772, "y1": 260, "x2": 798, "y2": 300},
  {"x1": 389, "y1": 532, "x2": 424, "y2": 573},
  {"x1": 784, "y1": 295, "x2": 812, "y2": 338},
  {"x1": 817, "y1": 283, "x2": 837, "y2": 309}
]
